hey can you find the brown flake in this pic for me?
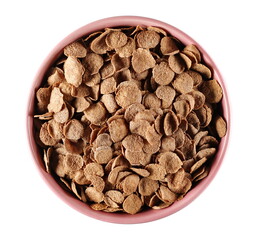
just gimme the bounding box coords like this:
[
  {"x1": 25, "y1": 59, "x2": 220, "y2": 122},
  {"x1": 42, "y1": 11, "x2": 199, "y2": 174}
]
[
  {"x1": 153, "y1": 61, "x2": 175, "y2": 85},
  {"x1": 214, "y1": 115, "x2": 227, "y2": 138},
  {"x1": 160, "y1": 36, "x2": 179, "y2": 55},
  {"x1": 132, "y1": 48, "x2": 156, "y2": 73},
  {"x1": 64, "y1": 41, "x2": 87, "y2": 58},
  {"x1": 106, "y1": 31, "x2": 128, "y2": 49},
  {"x1": 64, "y1": 56, "x2": 85, "y2": 87},
  {"x1": 123, "y1": 194, "x2": 142, "y2": 214},
  {"x1": 199, "y1": 79, "x2": 223, "y2": 103},
  {"x1": 138, "y1": 177, "x2": 159, "y2": 196},
  {"x1": 136, "y1": 30, "x2": 160, "y2": 49}
]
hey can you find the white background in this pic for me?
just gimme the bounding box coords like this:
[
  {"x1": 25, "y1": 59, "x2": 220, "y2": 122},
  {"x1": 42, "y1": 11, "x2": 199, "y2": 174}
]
[{"x1": 0, "y1": 0, "x2": 256, "y2": 239}]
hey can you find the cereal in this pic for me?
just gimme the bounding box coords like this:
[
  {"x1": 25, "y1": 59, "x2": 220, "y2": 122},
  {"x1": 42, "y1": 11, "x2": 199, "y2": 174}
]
[
  {"x1": 124, "y1": 103, "x2": 145, "y2": 122},
  {"x1": 153, "y1": 62, "x2": 175, "y2": 85},
  {"x1": 121, "y1": 174, "x2": 140, "y2": 194},
  {"x1": 100, "y1": 94, "x2": 119, "y2": 113},
  {"x1": 157, "y1": 152, "x2": 183, "y2": 174},
  {"x1": 47, "y1": 87, "x2": 64, "y2": 113},
  {"x1": 214, "y1": 115, "x2": 227, "y2": 138},
  {"x1": 47, "y1": 119, "x2": 64, "y2": 140},
  {"x1": 53, "y1": 103, "x2": 70, "y2": 123},
  {"x1": 122, "y1": 134, "x2": 144, "y2": 151},
  {"x1": 132, "y1": 48, "x2": 156, "y2": 73},
  {"x1": 184, "y1": 44, "x2": 201, "y2": 62},
  {"x1": 163, "y1": 111, "x2": 179, "y2": 136},
  {"x1": 179, "y1": 52, "x2": 192, "y2": 69},
  {"x1": 52, "y1": 154, "x2": 67, "y2": 177},
  {"x1": 108, "y1": 117, "x2": 128, "y2": 142},
  {"x1": 173, "y1": 100, "x2": 191, "y2": 118},
  {"x1": 160, "y1": 36, "x2": 179, "y2": 55},
  {"x1": 130, "y1": 168, "x2": 150, "y2": 177},
  {"x1": 83, "y1": 102, "x2": 107, "y2": 125},
  {"x1": 85, "y1": 187, "x2": 104, "y2": 203},
  {"x1": 100, "y1": 62, "x2": 115, "y2": 79},
  {"x1": 63, "y1": 119, "x2": 84, "y2": 141},
  {"x1": 136, "y1": 30, "x2": 160, "y2": 49},
  {"x1": 105, "y1": 190, "x2": 124, "y2": 204},
  {"x1": 115, "y1": 81, "x2": 142, "y2": 108},
  {"x1": 172, "y1": 72, "x2": 194, "y2": 94},
  {"x1": 39, "y1": 122, "x2": 59, "y2": 146},
  {"x1": 123, "y1": 194, "x2": 142, "y2": 214},
  {"x1": 157, "y1": 185, "x2": 177, "y2": 203},
  {"x1": 145, "y1": 164, "x2": 166, "y2": 180},
  {"x1": 190, "y1": 157, "x2": 207, "y2": 173},
  {"x1": 199, "y1": 79, "x2": 223, "y2": 103},
  {"x1": 100, "y1": 77, "x2": 117, "y2": 94},
  {"x1": 73, "y1": 97, "x2": 90, "y2": 112},
  {"x1": 94, "y1": 146, "x2": 113, "y2": 164},
  {"x1": 111, "y1": 53, "x2": 130, "y2": 72},
  {"x1": 142, "y1": 93, "x2": 161, "y2": 109},
  {"x1": 114, "y1": 37, "x2": 135, "y2": 58},
  {"x1": 191, "y1": 63, "x2": 212, "y2": 79},
  {"x1": 106, "y1": 31, "x2": 128, "y2": 49},
  {"x1": 155, "y1": 85, "x2": 176, "y2": 105},
  {"x1": 64, "y1": 41, "x2": 87, "y2": 58},
  {"x1": 138, "y1": 178, "x2": 159, "y2": 196},
  {"x1": 82, "y1": 53, "x2": 104, "y2": 75},
  {"x1": 64, "y1": 56, "x2": 85, "y2": 87},
  {"x1": 65, "y1": 153, "x2": 83, "y2": 171},
  {"x1": 47, "y1": 67, "x2": 65, "y2": 86},
  {"x1": 168, "y1": 54, "x2": 185, "y2": 74},
  {"x1": 64, "y1": 138, "x2": 84, "y2": 154},
  {"x1": 160, "y1": 136, "x2": 176, "y2": 152},
  {"x1": 71, "y1": 84, "x2": 90, "y2": 98},
  {"x1": 90, "y1": 31, "x2": 111, "y2": 54},
  {"x1": 95, "y1": 133, "x2": 112, "y2": 147},
  {"x1": 34, "y1": 25, "x2": 227, "y2": 214},
  {"x1": 84, "y1": 163, "x2": 104, "y2": 177},
  {"x1": 188, "y1": 91, "x2": 205, "y2": 110}
]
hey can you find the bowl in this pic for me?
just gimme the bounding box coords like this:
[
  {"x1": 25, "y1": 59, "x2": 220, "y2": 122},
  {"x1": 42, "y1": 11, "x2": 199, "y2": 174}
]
[{"x1": 27, "y1": 16, "x2": 230, "y2": 224}]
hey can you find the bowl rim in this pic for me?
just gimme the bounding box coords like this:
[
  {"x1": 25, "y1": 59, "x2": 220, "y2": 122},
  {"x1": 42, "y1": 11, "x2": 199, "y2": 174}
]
[{"x1": 27, "y1": 15, "x2": 230, "y2": 224}]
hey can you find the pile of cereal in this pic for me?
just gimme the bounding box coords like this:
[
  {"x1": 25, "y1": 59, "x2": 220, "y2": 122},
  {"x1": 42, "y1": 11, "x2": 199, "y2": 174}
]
[{"x1": 34, "y1": 26, "x2": 227, "y2": 214}]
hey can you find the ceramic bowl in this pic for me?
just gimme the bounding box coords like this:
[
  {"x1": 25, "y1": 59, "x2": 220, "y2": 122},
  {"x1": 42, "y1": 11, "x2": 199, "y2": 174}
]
[{"x1": 27, "y1": 16, "x2": 230, "y2": 224}]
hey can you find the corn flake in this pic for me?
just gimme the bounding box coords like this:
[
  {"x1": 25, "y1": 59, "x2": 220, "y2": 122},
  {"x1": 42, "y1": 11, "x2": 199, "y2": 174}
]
[
  {"x1": 122, "y1": 174, "x2": 140, "y2": 194},
  {"x1": 214, "y1": 115, "x2": 227, "y2": 138},
  {"x1": 200, "y1": 79, "x2": 223, "y2": 103},
  {"x1": 160, "y1": 36, "x2": 179, "y2": 55},
  {"x1": 136, "y1": 30, "x2": 160, "y2": 49},
  {"x1": 100, "y1": 77, "x2": 117, "y2": 94},
  {"x1": 63, "y1": 119, "x2": 84, "y2": 141},
  {"x1": 132, "y1": 48, "x2": 156, "y2": 73},
  {"x1": 153, "y1": 61, "x2": 175, "y2": 85},
  {"x1": 90, "y1": 31, "x2": 111, "y2": 54},
  {"x1": 94, "y1": 146, "x2": 113, "y2": 164},
  {"x1": 123, "y1": 194, "x2": 142, "y2": 214},
  {"x1": 83, "y1": 102, "x2": 107, "y2": 125},
  {"x1": 64, "y1": 56, "x2": 85, "y2": 87},
  {"x1": 138, "y1": 178, "x2": 159, "y2": 196},
  {"x1": 64, "y1": 41, "x2": 87, "y2": 58},
  {"x1": 145, "y1": 164, "x2": 166, "y2": 180},
  {"x1": 115, "y1": 81, "x2": 142, "y2": 108},
  {"x1": 172, "y1": 72, "x2": 194, "y2": 94},
  {"x1": 168, "y1": 54, "x2": 185, "y2": 74},
  {"x1": 82, "y1": 53, "x2": 103, "y2": 75},
  {"x1": 106, "y1": 31, "x2": 128, "y2": 49},
  {"x1": 115, "y1": 37, "x2": 136, "y2": 57}
]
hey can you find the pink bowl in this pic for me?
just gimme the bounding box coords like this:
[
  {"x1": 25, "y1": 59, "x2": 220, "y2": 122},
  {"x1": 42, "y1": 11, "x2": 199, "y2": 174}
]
[{"x1": 27, "y1": 16, "x2": 230, "y2": 224}]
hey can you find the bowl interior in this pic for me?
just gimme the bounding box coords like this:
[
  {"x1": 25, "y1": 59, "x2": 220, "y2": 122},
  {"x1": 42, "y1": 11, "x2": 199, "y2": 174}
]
[{"x1": 27, "y1": 16, "x2": 230, "y2": 224}]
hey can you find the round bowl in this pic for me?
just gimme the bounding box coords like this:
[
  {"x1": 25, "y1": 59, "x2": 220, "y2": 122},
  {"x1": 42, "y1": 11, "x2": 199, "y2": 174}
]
[{"x1": 27, "y1": 16, "x2": 230, "y2": 224}]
